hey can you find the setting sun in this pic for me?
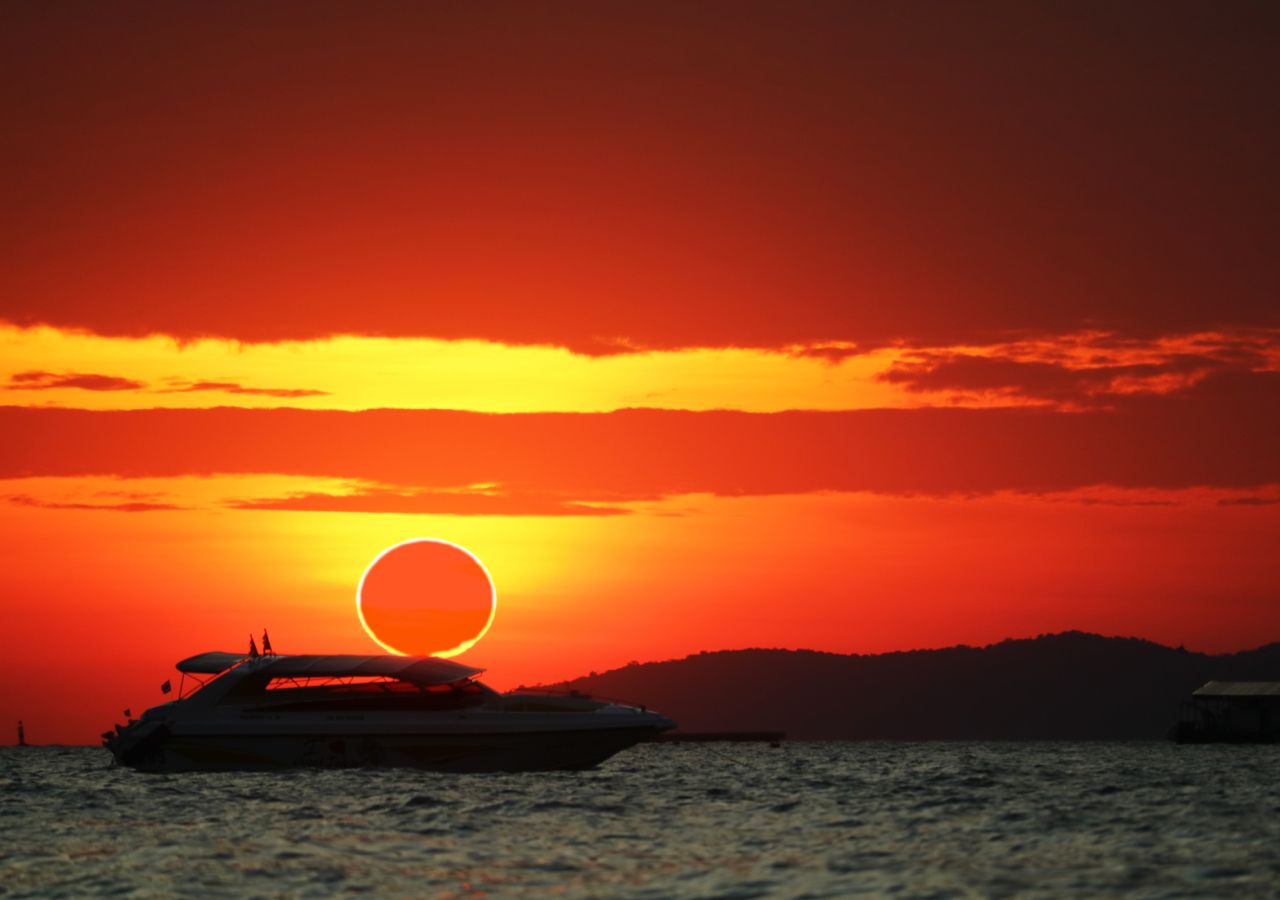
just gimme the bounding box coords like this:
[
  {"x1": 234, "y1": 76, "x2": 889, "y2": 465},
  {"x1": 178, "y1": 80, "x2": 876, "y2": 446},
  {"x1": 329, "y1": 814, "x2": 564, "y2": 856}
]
[{"x1": 355, "y1": 538, "x2": 497, "y2": 658}]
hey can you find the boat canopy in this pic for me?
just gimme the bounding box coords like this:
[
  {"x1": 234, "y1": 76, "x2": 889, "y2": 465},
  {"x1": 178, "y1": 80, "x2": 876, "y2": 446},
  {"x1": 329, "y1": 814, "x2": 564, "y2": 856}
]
[
  {"x1": 176, "y1": 652, "x2": 484, "y2": 685},
  {"x1": 177, "y1": 652, "x2": 246, "y2": 674},
  {"x1": 1193, "y1": 681, "x2": 1280, "y2": 697}
]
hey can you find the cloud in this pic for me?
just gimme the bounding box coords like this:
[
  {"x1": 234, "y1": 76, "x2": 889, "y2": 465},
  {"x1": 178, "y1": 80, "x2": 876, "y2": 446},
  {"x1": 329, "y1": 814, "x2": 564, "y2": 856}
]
[
  {"x1": 2, "y1": 6, "x2": 1276, "y2": 353},
  {"x1": 877, "y1": 353, "x2": 1231, "y2": 405},
  {"x1": 7, "y1": 494, "x2": 184, "y2": 513},
  {"x1": 228, "y1": 487, "x2": 630, "y2": 517},
  {"x1": 0, "y1": 370, "x2": 1275, "y2": 498},
  {"x1": 5, "y1": 371, "x2": 328, "y2": 400},
  {"x1": 785, "y1": 344, "x2": 865, "y2": 365},
  {"x1": 160, "y1": 380, "x2": 329, "y2": 398},
  {"x1": 92, "y1": 489, "x2": 170, "y2": 501},
  {"x1": 7, "y1": 371, "x2": 145, "y2": 392}
]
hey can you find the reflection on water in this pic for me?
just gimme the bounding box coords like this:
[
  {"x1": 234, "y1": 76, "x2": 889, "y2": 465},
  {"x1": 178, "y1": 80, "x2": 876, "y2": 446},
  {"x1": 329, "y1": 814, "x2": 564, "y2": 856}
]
[{"x1": 3, "y1": 742, "x2": 1279, "y2": 896}]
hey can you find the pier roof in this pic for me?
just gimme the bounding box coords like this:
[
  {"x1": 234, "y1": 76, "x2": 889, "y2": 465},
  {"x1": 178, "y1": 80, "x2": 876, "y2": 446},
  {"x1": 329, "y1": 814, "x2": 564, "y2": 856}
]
[{"x1": 1192, "y1": 682, "x2": 1280, "y2": 697}]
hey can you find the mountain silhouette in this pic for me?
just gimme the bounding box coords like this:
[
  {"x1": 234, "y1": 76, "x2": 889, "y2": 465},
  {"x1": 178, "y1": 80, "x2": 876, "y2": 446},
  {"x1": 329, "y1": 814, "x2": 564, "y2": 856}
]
[{"x1": 542, "y1": 632, "x2": 1280, "y2": 740}]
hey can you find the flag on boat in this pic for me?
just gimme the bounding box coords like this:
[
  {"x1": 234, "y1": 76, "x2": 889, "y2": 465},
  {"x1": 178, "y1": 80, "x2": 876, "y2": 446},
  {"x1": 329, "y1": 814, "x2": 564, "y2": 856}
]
[
  {"x1": 262, "y1": 629, "x2": 273, "y2": 655},
  {"x1": 248, "y1": 635, "x2": 259, "y2": 658},
  {"x1": 160, "y1": 680, "x2": 172, "y2": 694}
]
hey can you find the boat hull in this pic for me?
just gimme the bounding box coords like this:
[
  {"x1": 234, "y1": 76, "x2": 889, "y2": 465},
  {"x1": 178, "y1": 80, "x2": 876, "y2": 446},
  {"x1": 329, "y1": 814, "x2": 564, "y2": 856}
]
[{"x1": 111, "y1": 724, "x2": 664, "y2": 773}]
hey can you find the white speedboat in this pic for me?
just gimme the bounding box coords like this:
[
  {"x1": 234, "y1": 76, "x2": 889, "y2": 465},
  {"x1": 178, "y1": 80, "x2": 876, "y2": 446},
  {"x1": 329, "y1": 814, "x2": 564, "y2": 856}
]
[{"x1": 104, "y1": 651, "x2": 673, "y2": 772}]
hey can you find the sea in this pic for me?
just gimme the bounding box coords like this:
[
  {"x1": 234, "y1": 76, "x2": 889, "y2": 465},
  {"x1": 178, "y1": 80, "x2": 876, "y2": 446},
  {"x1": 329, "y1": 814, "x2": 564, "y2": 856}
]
[{"x1": 2, "y1": 742, "x2": 1278, "y2": 898}]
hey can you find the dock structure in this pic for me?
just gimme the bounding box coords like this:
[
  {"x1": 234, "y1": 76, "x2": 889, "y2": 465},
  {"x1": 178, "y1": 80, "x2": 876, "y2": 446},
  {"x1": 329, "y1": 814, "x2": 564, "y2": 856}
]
[
  {"x1": 653, "y1": 731, "x2": 785, "y2": 743},
  {"x1": 1174, "y1": 682, "x2": 1280, "y2": 743}
]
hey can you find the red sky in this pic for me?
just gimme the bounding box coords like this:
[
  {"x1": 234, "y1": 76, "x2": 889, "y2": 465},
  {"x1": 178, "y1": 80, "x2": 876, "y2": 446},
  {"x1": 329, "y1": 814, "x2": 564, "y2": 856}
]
[{"x1": 1, "y1": 1, "x2": 1278, "y2": 743}]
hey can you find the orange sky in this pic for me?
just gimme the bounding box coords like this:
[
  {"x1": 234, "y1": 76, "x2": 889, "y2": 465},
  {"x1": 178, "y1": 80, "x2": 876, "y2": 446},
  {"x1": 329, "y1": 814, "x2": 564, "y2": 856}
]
[{"x1": 2, "y1": 2, "x2": 1278, "y2": 743}]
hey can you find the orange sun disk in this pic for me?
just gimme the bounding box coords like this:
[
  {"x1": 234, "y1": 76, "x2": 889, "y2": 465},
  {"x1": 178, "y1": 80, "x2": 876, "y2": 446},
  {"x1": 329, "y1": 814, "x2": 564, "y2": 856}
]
[{"x1": 356, "y1": 539, "x2": 497, "y2": 658}]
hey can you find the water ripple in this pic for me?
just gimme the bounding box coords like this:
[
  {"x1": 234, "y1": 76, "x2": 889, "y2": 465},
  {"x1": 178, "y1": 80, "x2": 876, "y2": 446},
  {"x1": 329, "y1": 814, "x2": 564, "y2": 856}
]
[{"x1": 2, "y1": 743, "x2": 1279, "y2": 896}]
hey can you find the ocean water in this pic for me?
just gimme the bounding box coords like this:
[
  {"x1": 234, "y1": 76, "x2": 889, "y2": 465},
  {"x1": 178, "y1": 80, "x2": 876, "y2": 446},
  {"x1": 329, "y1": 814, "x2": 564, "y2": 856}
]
[{"x1": 2, "y1": 742, "x2": 1279, "y2": 897}]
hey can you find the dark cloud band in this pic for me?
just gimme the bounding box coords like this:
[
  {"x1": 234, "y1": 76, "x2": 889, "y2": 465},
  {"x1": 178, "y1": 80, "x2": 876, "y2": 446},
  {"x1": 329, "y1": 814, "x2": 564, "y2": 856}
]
[{"x1": 2, "y1": 370, "x2": 1275, "y2": 497}]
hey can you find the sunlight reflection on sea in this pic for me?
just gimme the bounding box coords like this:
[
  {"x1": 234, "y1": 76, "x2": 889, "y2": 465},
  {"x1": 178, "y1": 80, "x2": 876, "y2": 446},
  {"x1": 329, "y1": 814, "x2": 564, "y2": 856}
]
[{"x1": 2, "y1": 742, "x2": 1279, "y2": 897}]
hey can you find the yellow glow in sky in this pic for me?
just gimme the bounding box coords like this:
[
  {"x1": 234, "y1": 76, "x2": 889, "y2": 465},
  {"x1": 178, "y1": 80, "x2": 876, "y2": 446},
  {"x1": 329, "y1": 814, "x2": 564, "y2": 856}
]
[{"x1": 0, "y1": 325, "x2": 910, "y2": 413}]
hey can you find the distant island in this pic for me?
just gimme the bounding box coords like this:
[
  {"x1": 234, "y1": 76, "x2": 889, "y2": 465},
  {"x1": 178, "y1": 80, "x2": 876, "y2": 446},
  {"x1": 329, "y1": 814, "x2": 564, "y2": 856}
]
[{"x1": 541, "y1": 632, "x2": 1280, "y2": 740}]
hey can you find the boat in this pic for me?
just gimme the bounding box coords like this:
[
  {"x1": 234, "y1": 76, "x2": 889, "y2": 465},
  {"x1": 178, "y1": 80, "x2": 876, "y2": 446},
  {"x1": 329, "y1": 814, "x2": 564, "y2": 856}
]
[{"x1": 103, "y1": 651, "x2": 674, "y2": 772}]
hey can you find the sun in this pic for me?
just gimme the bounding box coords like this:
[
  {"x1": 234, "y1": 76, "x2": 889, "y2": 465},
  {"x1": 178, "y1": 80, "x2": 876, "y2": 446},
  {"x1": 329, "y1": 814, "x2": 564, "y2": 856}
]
[{"x1": 356, "y1": 538, "x2": 497, "y2": 658}]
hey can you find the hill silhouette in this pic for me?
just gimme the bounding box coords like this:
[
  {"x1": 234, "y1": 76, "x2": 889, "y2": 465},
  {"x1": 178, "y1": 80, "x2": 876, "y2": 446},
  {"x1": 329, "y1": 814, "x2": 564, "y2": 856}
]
[{"x1": 542, "y1": 632, "x2": 1280, "y2": 740}]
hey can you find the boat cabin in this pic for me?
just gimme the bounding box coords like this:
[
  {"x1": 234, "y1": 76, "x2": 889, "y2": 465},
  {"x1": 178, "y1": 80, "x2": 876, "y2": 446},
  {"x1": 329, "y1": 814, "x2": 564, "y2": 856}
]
[{"x1": 169, "y1": 652, "x2": 494, "y2": 714}]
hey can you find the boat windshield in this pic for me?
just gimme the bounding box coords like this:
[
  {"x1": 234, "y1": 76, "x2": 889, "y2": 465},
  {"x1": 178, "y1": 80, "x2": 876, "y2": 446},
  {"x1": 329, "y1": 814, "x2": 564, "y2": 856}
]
[{"x1": 220, "y1": 674, "x2": 490, "y2": 711}]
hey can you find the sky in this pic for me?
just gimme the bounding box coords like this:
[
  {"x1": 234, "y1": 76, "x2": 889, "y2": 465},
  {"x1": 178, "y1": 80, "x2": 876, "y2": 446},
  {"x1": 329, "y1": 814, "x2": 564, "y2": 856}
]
[{"x1": 2, "y1": 1, "x2": 1278, "y2": 743}]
